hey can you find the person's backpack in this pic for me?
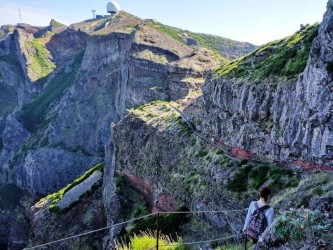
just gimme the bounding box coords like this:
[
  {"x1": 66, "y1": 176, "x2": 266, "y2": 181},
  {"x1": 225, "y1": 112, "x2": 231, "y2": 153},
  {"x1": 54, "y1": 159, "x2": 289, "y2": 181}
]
[{"x1": 246, "y1": 202, "x2": 270, "y2": 240}]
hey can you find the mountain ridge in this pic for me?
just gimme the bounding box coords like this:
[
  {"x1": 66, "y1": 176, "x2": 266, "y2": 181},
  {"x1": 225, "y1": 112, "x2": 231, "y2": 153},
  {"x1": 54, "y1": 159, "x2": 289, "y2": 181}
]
[{"x1": 0, "y1": 5, "x2": 332, "y2": 250}]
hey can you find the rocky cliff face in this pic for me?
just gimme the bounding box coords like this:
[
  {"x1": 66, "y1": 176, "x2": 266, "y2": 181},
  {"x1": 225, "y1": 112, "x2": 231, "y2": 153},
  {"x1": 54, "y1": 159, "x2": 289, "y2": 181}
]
[
  {"x1": 1, "y1": 3, "x2": 333, "y2": 249},
  {"x1": 0, "y1": 12, "x2": 230, "y2": 195},
  {"x1": 108, "y1": 102, "x2": 332, "y2": 249},
  {"x1": 102, "y1": 2, "x2": 333, "y2": 249},
  {"x1": 0, "y1": 12, "x2": 258, "y2": 249},
  {"x1": 197, "y1": 3, "x2": 333, "y2": 167},
  {"x1": 110, "y1": 102, "x2": 251, "y2": 239},
  {"x1": 28, "y1": 170, "x2": 106, "y2": 250}
]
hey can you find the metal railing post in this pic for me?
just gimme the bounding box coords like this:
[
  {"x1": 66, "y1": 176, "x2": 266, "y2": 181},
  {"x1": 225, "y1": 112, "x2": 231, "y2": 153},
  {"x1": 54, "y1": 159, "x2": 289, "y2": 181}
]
[{"x1": 156, "y1": 212, "x2": 160, "y2": 250}]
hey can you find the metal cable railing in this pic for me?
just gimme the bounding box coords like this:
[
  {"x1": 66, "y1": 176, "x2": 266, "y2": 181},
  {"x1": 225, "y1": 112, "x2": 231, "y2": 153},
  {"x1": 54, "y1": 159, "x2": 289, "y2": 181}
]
[{"x1": 24, "y1": 209, "x2": 248, "y2": 250}]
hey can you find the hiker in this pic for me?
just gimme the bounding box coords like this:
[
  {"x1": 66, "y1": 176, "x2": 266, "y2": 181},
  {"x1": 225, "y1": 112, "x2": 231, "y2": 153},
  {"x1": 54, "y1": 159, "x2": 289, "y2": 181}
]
[{"x1": 243, "y1": 186, "x2": 274, "y2": 244}]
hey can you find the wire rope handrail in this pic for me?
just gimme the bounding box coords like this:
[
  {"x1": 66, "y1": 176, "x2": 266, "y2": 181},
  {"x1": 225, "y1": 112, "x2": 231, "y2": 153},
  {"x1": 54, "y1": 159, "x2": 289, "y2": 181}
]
[
  {"x1": 163, "y1": 233, "x2": 243, "y2": 247},
  {"x1": 24, "y1": 209, "x2": 247, "y2": 249},
  {"x1": 147, "y1": 233, "x2": 243, "y2": 250},
  {"x1": 24, "y1": 213, "x2": 156, "y2": 250}
]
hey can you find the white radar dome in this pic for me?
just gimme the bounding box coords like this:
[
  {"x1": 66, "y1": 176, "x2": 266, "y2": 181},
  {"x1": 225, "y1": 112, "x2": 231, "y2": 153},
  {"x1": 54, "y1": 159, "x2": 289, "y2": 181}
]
[{"x1": 106, "y1": 1, "x2": 121, "y2": 14}]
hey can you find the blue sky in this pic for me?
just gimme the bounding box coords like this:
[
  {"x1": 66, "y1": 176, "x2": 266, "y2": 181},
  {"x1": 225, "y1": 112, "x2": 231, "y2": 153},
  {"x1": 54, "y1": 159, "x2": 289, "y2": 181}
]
[{"x1": 0, "y1": 0, "x2": 328, "y2": 45}]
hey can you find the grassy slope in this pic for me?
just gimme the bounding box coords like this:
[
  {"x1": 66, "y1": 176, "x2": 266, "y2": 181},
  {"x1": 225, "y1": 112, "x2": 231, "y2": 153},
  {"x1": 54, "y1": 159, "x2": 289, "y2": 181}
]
[
  {"x1": 26, "y1": 38, "x2": 56, "y2": 82},
  {"x1": 50, "y1": 19, "x2": 66, "y2": 29},
  {"x1": 147, "y1": 21, "x2": 255, "y2": 61},
  {"x1": 215, "y1": 23, "x2": 319, "y2": 81},
  {"x1": 18, "y1": 51, "x2": 84, "y2": 132}
]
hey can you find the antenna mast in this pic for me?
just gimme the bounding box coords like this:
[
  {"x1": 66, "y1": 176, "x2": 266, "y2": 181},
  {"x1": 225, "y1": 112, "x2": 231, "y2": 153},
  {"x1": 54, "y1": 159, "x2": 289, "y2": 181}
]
[
  {"x1": 92, "y1": 10, "x2": 96, "y2": 19},
  {"x1": 18, "y1": 8, "x2": 23, "y2": 23}
]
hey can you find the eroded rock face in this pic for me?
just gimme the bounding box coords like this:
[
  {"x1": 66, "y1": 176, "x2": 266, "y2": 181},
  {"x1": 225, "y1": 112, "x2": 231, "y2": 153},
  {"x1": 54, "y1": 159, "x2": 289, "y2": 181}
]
[
  {"x1": 15, "y1": 148, "x2": 100, "y2": 194},
  {"x1": 101, "y1": 2, "x2": 333, "y2": 248},
  {"x1": 2, "y1": 3, "x2": 332, "y2": 248},
  {"x1": 0, "y1": 13, "x2": 223, "y2": 195},
  {"x1": 0, "y1": 115, "x2": 30, "y2": 186},
  {"x1": 109, "y1": 104, "x2": 249, "y2": 242},
  {"x1": 56, "y1": 170, "x2": 102, "y2": 210},
  {"x1": 29, "y1": 184, "x2": 106, "y2": 250},
  {"x1": 0, "y1": 26, "x2": 38, "y2": 113},
  {"x1": 198, "y1": 0, "x2": 333, "y2": 168},
  {"x1": 0, "y1": 184, "x2": 35, "y2": 250}
]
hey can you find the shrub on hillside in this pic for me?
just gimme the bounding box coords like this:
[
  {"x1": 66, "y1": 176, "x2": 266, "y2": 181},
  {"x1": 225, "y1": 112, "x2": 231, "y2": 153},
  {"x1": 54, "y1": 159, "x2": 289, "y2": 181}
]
[
  {"x1": 128, "y1": 207, "x2": 190, "y2": 239},
  {"x1": 227, "y1": 163, "x2": 299, "y2": 192},
  {"x1": 273, "y1": 208, "x2": 332, "y2": 243},
  {"x1": 115, "y1": 230, "x2": 187, "y2": 250}
]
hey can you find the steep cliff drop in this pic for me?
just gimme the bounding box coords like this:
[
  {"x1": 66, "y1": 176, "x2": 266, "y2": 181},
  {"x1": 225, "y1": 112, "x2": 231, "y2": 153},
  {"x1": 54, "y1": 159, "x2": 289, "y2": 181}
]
[
  {"x1": 0, "y1": 11, "x2": 257, "y2": 249},
  {"x1": 0, "y1": 2, "x2": 332, "y2": 250},
  {"x1": 199, "y1": 3, "x2": 333, "y2": 168},
  {"x1": 104, "y1": 2, "x2": 333, "y2": 250}
]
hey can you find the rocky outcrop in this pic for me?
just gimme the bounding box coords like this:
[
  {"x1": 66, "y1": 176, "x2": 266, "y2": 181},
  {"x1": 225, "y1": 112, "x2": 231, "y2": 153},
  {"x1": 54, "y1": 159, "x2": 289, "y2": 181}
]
[
  {"x1": 15, "y1": 148, "x2": 100, "y2": 195},
  {"x1": 99, "y1": 3, "x2": 333, "y2": 248},
  {"x1": 0, "y1": 12, "x2": 228, "y2": 195},
  {"x1": 197, "y1": 1, "x2": 333, "y2": 168},
  {"x1": 56, "y1": 170, "x2": 102, "y2": 210},
  {"x1": 108, "y1": 102, "x2": 249, "y2": 243},
  {"x1": 0, "y1": 115, "x2": 30, "y2": 186},
  {"x1": 0, "y1": 184, "x2": 35, "y2": 250},
  {"x1": 27, "y1": 164, "x2": 106, "y2": 249},
  {"x1": 0, "y1": 28, "x2": 30, "y2": 110},
  {"x1": 1, "y1": 12, "x2": 254, "y2": 248},
  {"x1": 29, "y1": 184, "x2": 106, "y2": 250},
  {"x1": 3, "y1": 3, "x2": 333, "y2": 249}
]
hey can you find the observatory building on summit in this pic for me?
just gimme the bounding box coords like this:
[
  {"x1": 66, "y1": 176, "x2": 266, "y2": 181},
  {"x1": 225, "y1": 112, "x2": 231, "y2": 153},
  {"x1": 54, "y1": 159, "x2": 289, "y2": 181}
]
[
  {"x1": 92, "y1": 1, "x2": 121, "y2": 19},
  {"x1": 107, "y1": 1, "x2": 121, "y2": 15}
]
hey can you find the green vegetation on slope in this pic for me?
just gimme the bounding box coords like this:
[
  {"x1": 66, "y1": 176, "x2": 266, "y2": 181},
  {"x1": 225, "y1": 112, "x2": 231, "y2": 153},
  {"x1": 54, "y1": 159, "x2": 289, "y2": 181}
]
[
  {"x1": 187, "y1": 32, "x2": 256, "y2": 60},
  {"x1": 148, "y1": 22, "x2": 184, "y2": 44},
  {"x1": 116, "y1": 231, "x2": 187, "y2": 250},
  {"x1": 127, "y1": 207, "x2": 190, "y2": 239},
  {"x1": 26, "y1": 39, "x2": 56, "y2": 82},
  {"x1": 215, "y1": 23, "x2": 319, "y2": 81},
  {"x1": 271, "y1": 172, "x2": 333, "y2": 209},
  {"x1": 147, "y1": 21, "x2": 254, "y2": 61},
  {"x1": 41, "y1": 163, "x2": 104, "y2": 212},
  {"x1": 18, "y1": 51, "x2": 84, "y2": 132},
  {"x1": 115, "y1": 173, "x2": 149, "y2": 221},
  {"x1": 227, "y1": 163, "x2": 300, "y2": 193},
  {"x1": 115, "y1": 173, "x2": 190, "y2": 243},
  {"x1": 118, "y1": 100, "x2": 333, "y2": 248},
  {"x1": 50, "y1": 19, "x2": 66, "y2": 29},
  {"x1": 130, "y1": 100, "x2": 192, "y2": 135},
  {"x1": 274, "y1": 209, "x2": 332, "y2": 244}
]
